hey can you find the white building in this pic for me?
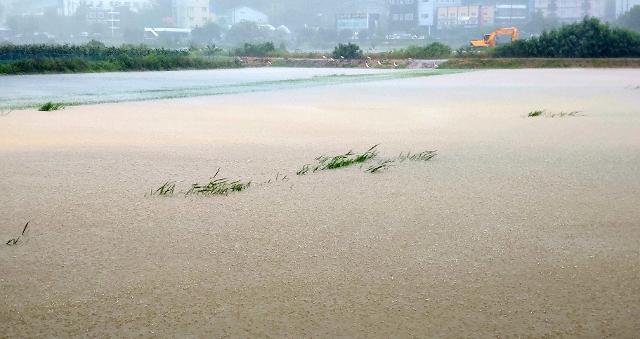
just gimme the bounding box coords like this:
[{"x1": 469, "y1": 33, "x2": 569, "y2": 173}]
[
  {"x1": 172, "y1": 0, "x2": 210, "y2": 29},
  {"x1": 418, "y1": 0, "x2": 461, "y2": 32},
  {"x1": 418, "y1": 0, "x2": 436, "y2": 27},
  {"x1": 228, "y1": 6, "x2": 268, "y2": 25},
  {"x1": 60, "y1": 0, "x2": 152, "y2": 16}
]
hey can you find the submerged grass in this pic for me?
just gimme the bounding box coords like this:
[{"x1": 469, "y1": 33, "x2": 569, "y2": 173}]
[
  {"x1": 38, "y1": 102, "x2": 65, "y2": 111},
  {"x1": 528, "y1": 110, "x2": 545, "y2": 117},
  {"x1": 150, "y1": 181, "x2": 176, "y2": 197},
  {"x1": 297, "y1": 145, "x2": 379, "y2": 175},
  {"x1": 528, "y1": 109, "x2": 583, "y2": 118},
  {"x1": 398, "y1": 150, "x2": 438, "y2": 162},
  {"x1": 6, "y1": 221, "x2": 29, "y2": 246},
  {"x1": 186, "y1": 178, "x2": 251, "y2": 196},
  {"x1": 366, "y1": 159, "x2": 396, "y2": 173}
]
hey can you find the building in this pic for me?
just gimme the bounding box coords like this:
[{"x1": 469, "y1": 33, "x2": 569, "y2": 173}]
[
  {"x1": 418, "y1": 0, "x2": 436, "y2": 27},
  {"x1": 534, "y1": 0, "x2": 608, "y2": 21},
  {"x1": 227, "y1": 6, "x2": 268, "y2": 25},
  {"x1": 60, "y1": 0, "x2": 152, "y2": 16},
  {"x1": 495, "y1": 0, "x2": 529, "y2": 26},
  {"x1": 480, "y1": 5, "x2": 496, "y2": 25},
  {"x1": 337, "y1": 13, "x2": 370, "y2": 32},
  {"x1": 172, "y1": 0, "x2": 210, "y2": 29},
  {"x1": 617, "y1": 0, "x2": 640, "y2": 16},
  {"x1": 436, "y1": 4, "x2": 495, "y2": 28},
  {"x1": 389, "y1": 0, "x2": 417, "y2": 31}
]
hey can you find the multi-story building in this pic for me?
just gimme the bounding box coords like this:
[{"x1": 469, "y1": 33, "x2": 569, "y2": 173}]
[
  {"x1": 436, "y1": 4, "x2": 495, "y2": 28},
  {"x1": 227, "y1": 6, "x2": 268, "y2": 25},
  {"x1": 389, "y1": 0, "x2": 418, "y2": 31},
  {"x1": 495, "y1": 0, "x2": 529, "y2": 26},
  {"x1": 418, "y1": 0, "x2": 436, "y2": 27},
  {"x1": 60, "y1": 0, "x2": 152, "y2": 16},
  {"x1": 480, "y1": 5, "x2": 496, "y2": 25},
  {"x1": 534, "y1": 0, "x2": 608, "y2": 21},
  {"x1": 172, "y1": 0, "x2": 209, "y2": 29}
]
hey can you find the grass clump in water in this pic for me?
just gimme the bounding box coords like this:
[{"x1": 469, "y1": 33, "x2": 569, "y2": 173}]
[
  {"x1": 549, "y1": 111, "x2": 582, "y2": 118},
  {"x1": 150, "y1": 181, "x2": 176, "y2": 197},
  {"x1": 297, "y1": 145, "x2": 379, "y2": 175},
  {"x1": 38, "y1": 102, "x2": 65, "y2": 111},
  {"x1": 528, "y1": 109, "x2": 583, "y2": 118},
  {"x1": 366, "y1": 159, "x2": 396, "y2": 173},
  {"x1": 398, "y1": 150, "x2": 438, "y2": 162},
  {"x1": 186, "y1": 178, "x2": 251, "y2": 196},
  {"x1": 6, "y1": 221, "x2": 29, "y2": 246}
]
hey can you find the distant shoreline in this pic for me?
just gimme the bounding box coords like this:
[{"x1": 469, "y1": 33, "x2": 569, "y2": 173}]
[{"x1": 3, "y1": 57, "x2": 640, "y2": 76}]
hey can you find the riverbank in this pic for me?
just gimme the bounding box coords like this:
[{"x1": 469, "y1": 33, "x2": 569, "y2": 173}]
[{"x1": 440, "y1": 58, "x2": 640, "y2": 69}]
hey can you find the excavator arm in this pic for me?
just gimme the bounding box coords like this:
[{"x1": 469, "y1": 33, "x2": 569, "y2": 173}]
[{"x1": 470, "y1": 27, "x2": 519, "y2": 47}]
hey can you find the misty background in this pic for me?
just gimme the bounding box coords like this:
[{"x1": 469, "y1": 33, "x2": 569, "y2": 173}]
[{"x1": 0, "y1": 0, "x2": 638, "y2": 50}]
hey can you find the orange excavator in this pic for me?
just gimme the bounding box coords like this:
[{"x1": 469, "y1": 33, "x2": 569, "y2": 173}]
[{"x1": 470, "y1": 27, "x2": 519, "y2": 47}]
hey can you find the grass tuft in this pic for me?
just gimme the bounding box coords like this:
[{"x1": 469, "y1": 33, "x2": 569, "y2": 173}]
[
  {"x1": 186, "y1": 178, "x2": 251, "y2": 196},
  {"x1": 366, "y1": 160, "x2": 396, "y2": 173},
  {"x1": 297, "y1": 145, "x2": 379, "y2": 175},
  {"x1": 38, "y1": 102, "x2": 65, "y2": 111},
  {"x1": 528, "y1": 110, "x2": 545, "y2": 117},
  {"x1": 549, "y1": 111, "x2": 582, "y2": 118},
  {"x1": 6, "y1": 221, "x2": 29, "y2": 246},
  {"x1": 528, "y1": 110, "x2": 583, "y2": 118},
  {"x1": 398, "y1": 150, "x2": 438, "y2": 162},
  {"x1": 150, "y1": 181, "x2": 176, "y2": 197}
]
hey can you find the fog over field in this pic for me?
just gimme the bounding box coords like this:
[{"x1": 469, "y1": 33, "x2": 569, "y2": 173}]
[{"x1": 1, "y1": 0, "x2": 637, "y2": 48}]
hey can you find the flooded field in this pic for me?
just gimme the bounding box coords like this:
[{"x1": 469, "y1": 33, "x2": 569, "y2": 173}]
[
  {"x1": 0, "y1": 68, "x2": 453, "y2": 110},
  {"x1": 1, "y1": 69, "x2": 639, "y2": 337}
]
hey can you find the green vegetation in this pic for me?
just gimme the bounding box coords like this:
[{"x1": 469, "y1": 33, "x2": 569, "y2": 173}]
[
  {"x1": 440, "y1": 58, "x2": 640, "y2": 69},
  {"x1": 494, "y1": 18, "x2": 640, "y2": 58},
  {"x1": 297, "y1": 145, "x2": 378, "y2": 175},
  {"x1": 527, "y1": 110, "x2": 583, "y2": 117},
  {"x1": 38, "y1": 102, "x2": 65, "y2": 111},
  {"x1": 6, "y1": 222, "x2": 29, "y2": 246},
  {"x1": 398, "y1": 150, "x2": 438, "y2": 162},
  {"x1": 383, "y1": 43, "x2": 453, "y2": 59},
  {"x1": 365, "y1": 160, "x2": 395, "y2": 173},
  {"x1": 233, "y1": 42, "x2": 286, "y2": 57},
  {"x1": 186, "y1": 178, "x2": 252, "y2": 196},
  {"x1": 150, "y1": 182, "x2": 176, "y2": 196},
  {"x1": 150, "y1": 146, "x2": 438, "y2": 197},
  {"x1": 332, "y1": 43, "x2": 363, "y2": 60},
  {"x1": 0, "y1": 41, "x2": 241, "y2": 75}
]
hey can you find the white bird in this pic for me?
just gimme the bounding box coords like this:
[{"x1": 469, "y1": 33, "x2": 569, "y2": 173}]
[
  {"x1": 340, "y1": 56, "x2": 345, "y2": 59},
  {"x1": 267, "y1": 60, "x2": 272, "y2": 65},
  {"x1": 393, "y1": 62, "x2": 398, "y2": 67},
  {"x1": 365, "y1": 62, "x2": 370, "y2": 68},
  {"x1": 330, "y1": 57, "x2": 335, "y2": 61},
  {"x1": 377, "y1": 60, "x2": 382, "y2": 65},
  {"x1": 322, "y1": 55, "x2": 327, "y2": 59},
  {"x1": 434, "y1": 64, "x2": 439, "y2": 69},
  {"x1": 367, "y1": 56, "x2": 372, "y2": 60}
]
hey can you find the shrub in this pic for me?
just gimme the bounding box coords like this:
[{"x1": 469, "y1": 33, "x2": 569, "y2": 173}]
[
  {"x1": 494, "y1": 18, "x2": 640, "y2": 58},
  {"x1": 233, "y1": 42, "x2": 279, "y2": 57},
  {"x1": 387, "y1": 42, "x2": 453, "y2": 59},
  {"x1": 332, "y1": 43, "x2": 363, "y2": 59}
]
